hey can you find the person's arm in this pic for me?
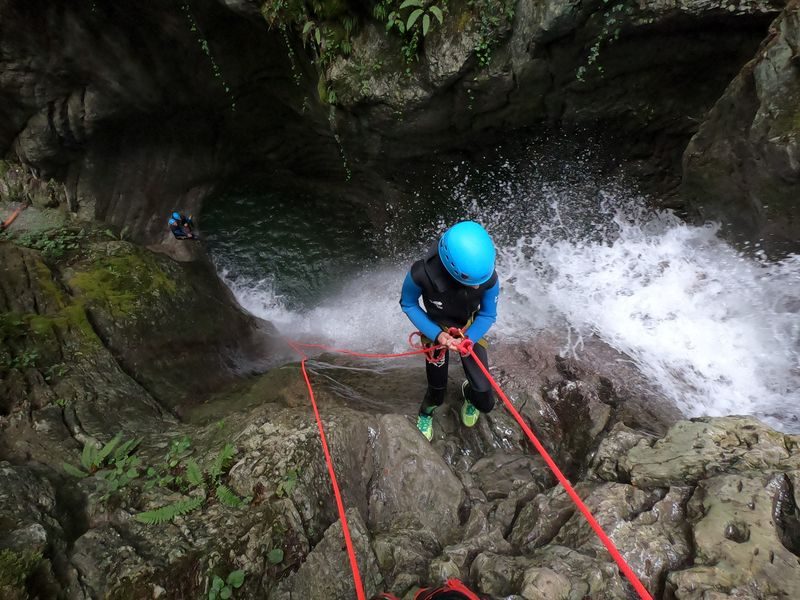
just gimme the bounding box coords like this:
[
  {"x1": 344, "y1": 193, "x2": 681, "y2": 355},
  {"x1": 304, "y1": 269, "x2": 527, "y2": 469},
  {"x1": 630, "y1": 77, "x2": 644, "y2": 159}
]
[
  {"x1": 399, "y1": 271, "x2": 442, "y2": 342},
  {"x1": 464, "y1": 280, "x2": 499, "y2": 341}
]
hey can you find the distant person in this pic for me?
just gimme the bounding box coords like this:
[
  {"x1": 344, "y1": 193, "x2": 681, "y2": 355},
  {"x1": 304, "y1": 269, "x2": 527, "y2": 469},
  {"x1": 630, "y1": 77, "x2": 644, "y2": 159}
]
[
  {"x1": 400, "y1": 221, "x2": 500, "y2": 441},
  {"x1": 168, "y1": 211, "x2": 197, "y2": 240}
]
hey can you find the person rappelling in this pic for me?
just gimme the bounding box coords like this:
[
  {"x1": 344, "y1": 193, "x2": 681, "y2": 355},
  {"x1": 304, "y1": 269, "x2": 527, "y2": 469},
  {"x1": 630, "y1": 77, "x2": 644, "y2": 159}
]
[
  {"x1": 400, "y1": 221, "x2": 500, "y2": 441},
  {"x1": 168, "y1": 211, "x2": 198, "y2": 240}
]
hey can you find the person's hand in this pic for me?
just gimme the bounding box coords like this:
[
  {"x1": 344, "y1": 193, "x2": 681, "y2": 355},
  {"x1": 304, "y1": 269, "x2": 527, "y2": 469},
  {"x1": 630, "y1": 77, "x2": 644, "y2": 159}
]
[{"x1": 436, "y1": 331, "x2": 461, "y2": 351}]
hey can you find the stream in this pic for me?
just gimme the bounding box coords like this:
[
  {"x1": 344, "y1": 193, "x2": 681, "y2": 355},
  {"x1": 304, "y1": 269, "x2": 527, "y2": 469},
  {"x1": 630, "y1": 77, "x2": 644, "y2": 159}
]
[{"x1": 204, "y1": 140, "x2": 800, "y2": 432}]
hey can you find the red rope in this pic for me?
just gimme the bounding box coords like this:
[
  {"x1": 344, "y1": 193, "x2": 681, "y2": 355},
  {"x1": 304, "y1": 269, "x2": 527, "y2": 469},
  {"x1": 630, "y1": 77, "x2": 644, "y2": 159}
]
[
  {"x1": 286, "y1": 340, "x2": 368, "y2": 600},
  {"x1": 455, "y1": 339, "x2": 653, "y2": 600},
  {"x1": 288, "y1": 335, "x2": 653, "y2": 600},
  {"x1": 292, "y1": 340, "x2": 436, "y2": 361}
]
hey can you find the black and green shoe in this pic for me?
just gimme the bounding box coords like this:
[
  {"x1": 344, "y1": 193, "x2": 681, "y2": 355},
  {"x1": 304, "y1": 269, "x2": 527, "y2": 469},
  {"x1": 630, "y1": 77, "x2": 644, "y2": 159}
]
[
  {"x1": 460, "y1": 381, "x2": 479, "y2": 427},
  {"x1": 417, "y1": 409, "x2": 435, "y2": 441}
]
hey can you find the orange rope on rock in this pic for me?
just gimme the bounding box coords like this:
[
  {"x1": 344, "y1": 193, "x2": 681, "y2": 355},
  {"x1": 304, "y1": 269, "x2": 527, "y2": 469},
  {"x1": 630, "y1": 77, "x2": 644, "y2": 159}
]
[{"x1": 1, "y1": 205, "x2": 24, "y2": 230}]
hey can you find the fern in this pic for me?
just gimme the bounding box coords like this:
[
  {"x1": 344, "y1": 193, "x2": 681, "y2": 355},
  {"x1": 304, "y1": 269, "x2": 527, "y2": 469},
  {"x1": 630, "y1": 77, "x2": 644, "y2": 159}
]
[
  {"x1": 63, "y1": 462, "x2": 88, "y2": 478},
  {"x1": 134, "y1": 496, "x2": 204, "y2": 525},
  {"x1": 215, "y1": 484, "x2": 244, "y2": 508},
  {"x1": 210, "y1": 443, "x2": 236, "y2": 479},
  {"x1": 186, "y1": 459, "x2": 204, "y2": 487},
  {"x1": 81, "y1": 441, "x2": 98, "y2": 472},
  {"x1": 96, "y1": 434, "x2": 122, "y2": 463},
  {"x1": 114, "y1": 438, "x2": 140, "y2": 462}
]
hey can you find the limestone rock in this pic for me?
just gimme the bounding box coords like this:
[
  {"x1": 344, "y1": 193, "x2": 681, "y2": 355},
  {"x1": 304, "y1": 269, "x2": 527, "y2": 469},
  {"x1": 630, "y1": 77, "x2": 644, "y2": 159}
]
[
  {"x1": 590, "y1": 422, "x2": 654, "y2": 482},
  {"x1": 666, "y1": 471, "x2": 800, "y2": 598},
  {"x1": 682, "y1": 0, "x2": 800, "y2": 255},
  {"x1": 469, "y1": 452, "x2": 553, "y2": 501},
  {"x1": 270, "y1": 508, "x2": 383, "y2": 600},
  {"x1": 517, "y1": 546, "x2": 630, "y2": 600},
  {"x1": 623, "y1": 416, "x2": 799, "y2": 487},
  {"x1": 368, "y1": 414, "x2": 465, "y2": 542}
]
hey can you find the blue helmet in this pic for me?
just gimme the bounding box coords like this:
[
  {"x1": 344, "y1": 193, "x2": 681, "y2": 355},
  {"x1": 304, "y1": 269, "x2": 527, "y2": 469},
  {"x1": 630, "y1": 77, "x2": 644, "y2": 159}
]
[
  {"x1": 438, "y1": 221, "x2": 496, "y2": 285},
  {"x1": 172, "y1": 211, "x2": 181, "y2": 220}
]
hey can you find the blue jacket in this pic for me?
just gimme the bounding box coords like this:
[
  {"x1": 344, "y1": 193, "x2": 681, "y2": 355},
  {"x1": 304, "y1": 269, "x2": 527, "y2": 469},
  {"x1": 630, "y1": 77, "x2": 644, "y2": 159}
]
[{"x1": 400, "y1": 247, "x2": 499, "y2": 342}]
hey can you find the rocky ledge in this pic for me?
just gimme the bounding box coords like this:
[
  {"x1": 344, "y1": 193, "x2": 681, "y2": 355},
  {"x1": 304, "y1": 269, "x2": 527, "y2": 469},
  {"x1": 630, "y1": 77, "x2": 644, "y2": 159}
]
[{"x1": 1, "y1": 210, "x2": 798, "y2": 600}]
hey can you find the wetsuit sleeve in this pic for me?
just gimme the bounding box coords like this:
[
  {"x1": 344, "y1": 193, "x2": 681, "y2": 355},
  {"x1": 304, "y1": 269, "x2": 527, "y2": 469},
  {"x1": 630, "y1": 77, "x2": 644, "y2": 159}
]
[
  {"x1": 464, "y1": 280, "x2": 499, "y2": 341},
  {"x1": 400, "y1": 271, "x2": 442, "y2": 342}
]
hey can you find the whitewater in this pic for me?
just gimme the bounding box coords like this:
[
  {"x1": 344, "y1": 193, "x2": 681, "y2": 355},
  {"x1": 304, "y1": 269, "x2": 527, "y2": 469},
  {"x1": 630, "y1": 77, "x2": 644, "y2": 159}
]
[{"x1": 207, "y1": 155, "x2": 800, "y2": 432}]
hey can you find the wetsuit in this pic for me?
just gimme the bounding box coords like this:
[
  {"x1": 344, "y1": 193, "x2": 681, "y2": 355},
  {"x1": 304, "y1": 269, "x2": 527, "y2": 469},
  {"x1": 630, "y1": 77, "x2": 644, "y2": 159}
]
[
  {"x1": 169, "y1": 215, "x2": 194, "y2": 239},
  {"x1": 400, "y1": 245, "x2": 499, "y2": 414}
]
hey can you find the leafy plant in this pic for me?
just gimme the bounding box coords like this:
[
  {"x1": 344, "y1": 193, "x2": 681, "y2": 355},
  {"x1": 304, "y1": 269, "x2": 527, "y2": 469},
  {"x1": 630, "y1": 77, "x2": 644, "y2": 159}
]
[
  {"x1": 63, "y1": 434, "x2": 140, "y2": 478},
  {"x1": 382, "y1": 0, "x2": 446, "y2": 65},
  {"x1": 136, "y1": 440, "x2": 246, "y2": 524},
  {"x1": 16, "y1": 227, "x2": 86, "y2": 260},
  {"x1": 134, "y1": 496, "x2": 204, "y2": 525},
  {"x1": 467, "y1": 0, "x2": 515, "y2": 66},
  {"x1": 267, "y1": 548, "x2": 284, "y2": 565},
  {"x1": 10, "y1": 349, "x2": 38, "y2": 369},
  {"x1": 186, "y1": 459, "x2": 204, "y2": 486},
  {"x1": 63, "y1": 435, "x2": 142, "y2": 501},
  {"x1": 275, "y1": 469, "x2": 298, "y2": 498},
  {"x1": 45, "y1": 362, "x2": 69, "y2": 381},
  {"x1": 103, "y1": 226, "x2": 130, "y2": 241},
  {"x1": 208, "y1": 569, "x2": 245, "y2": 600},
  {"x1": 401, "y1": 0, "x2": 444, "y2": 37},
  {"x1": 216, "y1": 484, "x2": 245, "y2": 508},
  {"x1": 576, "y1": 0, "x2": 636, "y2": 81},
  {"x1": 181, "y1": 3, "x2": 237, "y2": 111}
]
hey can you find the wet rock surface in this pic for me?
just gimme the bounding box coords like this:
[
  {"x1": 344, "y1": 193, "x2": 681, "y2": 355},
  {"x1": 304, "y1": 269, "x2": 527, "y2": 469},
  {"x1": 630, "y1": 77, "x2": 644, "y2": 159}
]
[
  {"x1": 3, "y1": 227, "x2": 800, "y2": 599},
  {"x1": 1, "y1": 1, "x2": 800, "y2": 592},
  {"x1": 0, "y1": 0, "x2": 786, "y2": 243},
  {"x1": 683, "y1": 0, "x2": 800, "y2": 255}
]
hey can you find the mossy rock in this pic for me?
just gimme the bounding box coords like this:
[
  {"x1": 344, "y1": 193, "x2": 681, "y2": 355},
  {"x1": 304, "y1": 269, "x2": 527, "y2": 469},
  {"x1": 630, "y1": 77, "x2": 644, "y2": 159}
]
[
  {"x1": 0, "y1": 548, "x2": 42, "y2": 599},
  {"x1": 69, "y1": 242, "x2": 179, "y2": 320}
]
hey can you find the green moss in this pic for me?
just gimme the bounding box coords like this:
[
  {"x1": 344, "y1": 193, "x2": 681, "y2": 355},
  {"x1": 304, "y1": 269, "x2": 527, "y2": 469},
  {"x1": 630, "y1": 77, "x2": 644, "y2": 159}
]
[
  {"x1": 32, "y1": 260, "x2": 67, "y2": 310},
  {"x1": 772, "y1": 101, "x2": 800, "y2": 135},
  {"x1": 70, "y1": 251, "x2": 178, "y2": 317},
  {"x1": 0, "y1": 313, "x2": 26, "y2": 340},
  {"x1": 0, "y1": 548, "x2": 42, "y2": 591}
]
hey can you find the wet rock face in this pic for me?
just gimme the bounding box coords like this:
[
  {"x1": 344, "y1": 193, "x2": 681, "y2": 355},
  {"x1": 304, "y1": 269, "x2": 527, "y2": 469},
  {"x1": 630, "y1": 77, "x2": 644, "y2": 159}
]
[
  {"x1": 0, "y1": 0, "x2": 341, "y2": 243},
  {"x1": 330, "y1": 0, "x2": 779, "y2": 190},
  {"x1": 3, "y1": 230, "x2": 800, "y2": 599},
  {"x1": 0, "y1": 0, "x2": 783, "y2": 241},
  {"x1": 682, "y1": 0, "x2": 800, "y2": 255}
]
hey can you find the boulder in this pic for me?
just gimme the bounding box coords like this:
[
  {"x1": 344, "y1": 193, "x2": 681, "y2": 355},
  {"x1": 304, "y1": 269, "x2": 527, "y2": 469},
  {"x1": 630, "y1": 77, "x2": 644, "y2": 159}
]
[
  {"x1": 270, "y1": 508, "x2": 383, "y2": 600},
  {"x1": 666, "y1": 471, "x2": 800, "y2": 598},
  {"x1": 622, "y1": 416, "x2": 800, "y2": 487},
  {"x1": 682, "y1": 0, "x2": 800, "y2": 255}
]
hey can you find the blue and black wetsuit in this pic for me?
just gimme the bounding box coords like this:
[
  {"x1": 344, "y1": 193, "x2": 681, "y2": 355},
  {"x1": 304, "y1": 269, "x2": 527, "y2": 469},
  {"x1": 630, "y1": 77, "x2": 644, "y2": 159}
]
[
  {"x1": 169, "y1": 215, "x2": 194, "y2": 239},
  {"x1": 400, "y1": 245, "x2": 499, "y2": 414}
]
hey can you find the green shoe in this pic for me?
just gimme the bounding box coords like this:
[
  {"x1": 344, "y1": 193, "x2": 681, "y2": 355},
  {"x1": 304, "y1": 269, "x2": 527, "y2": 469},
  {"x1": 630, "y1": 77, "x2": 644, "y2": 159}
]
[
  {"x1": 417, "y1": 412, "x2": 433, "y2": 441},
  {"x1": 461, "y1": 381, "x2": 479, "y2": 427}
]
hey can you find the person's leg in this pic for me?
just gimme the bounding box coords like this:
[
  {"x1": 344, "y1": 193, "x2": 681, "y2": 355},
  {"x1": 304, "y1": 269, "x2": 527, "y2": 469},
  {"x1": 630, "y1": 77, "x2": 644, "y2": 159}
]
[
  {"x1": 417, "y1": 345, "x2": 449, "y2": 440},
  {"x1": 421, "y1": 346, "x2": 449, "y2": 414},
  {"x1": 460, "y1": 344, "x2": 495, "y2": 424}
]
